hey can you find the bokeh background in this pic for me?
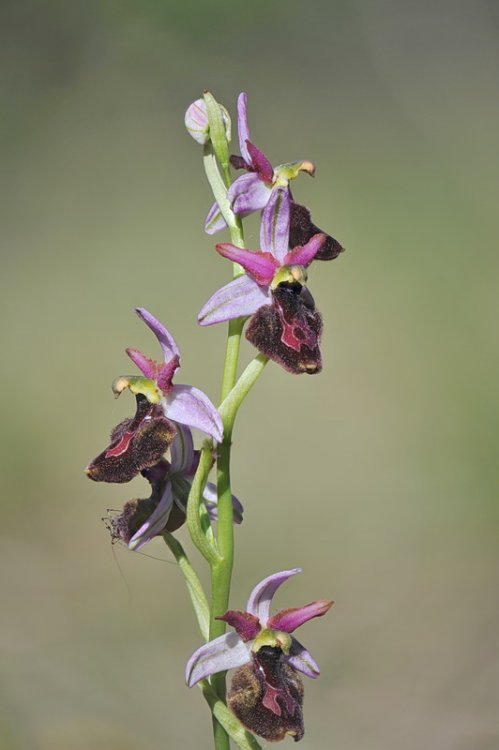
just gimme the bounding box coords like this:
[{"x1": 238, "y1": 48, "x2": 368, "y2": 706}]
[{"x1": 1, "y1": 1, "x2": 498, "y2": 748}]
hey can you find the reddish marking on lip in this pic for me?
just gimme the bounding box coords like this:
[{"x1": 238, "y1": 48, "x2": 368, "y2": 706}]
[
  {"x1": 105, "y1": 431, "x2": 134, "y2": 458},
  {"x1": 262, "y1": 684, "x2": 282, "y2": 716}
]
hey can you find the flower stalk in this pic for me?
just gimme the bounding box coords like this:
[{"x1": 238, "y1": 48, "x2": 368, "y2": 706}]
[
  {"x1": 86, "y1": 89, "x2": 341, "y2": 750},
  {"x1": 163, "y1": 532, "x2": 210, "y2": 640}
]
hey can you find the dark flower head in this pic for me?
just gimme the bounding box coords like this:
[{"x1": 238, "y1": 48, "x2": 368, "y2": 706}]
[
  {"x1": 86, "y1": 309, "x2": 223, "y2": 486},
  {"x1": 186, "y1": 569, "x2": 333, "y2": 742},
  {"x1": 246, "y1": 279, "x2": 323, "y2": 375},
  {"x1": 86, "y1": 393, "x2": 176, "y2": 483},
  {"x1": 289, "y1": 201, "x2": 344, "y2": 261},
  {"x1": 104, "y1": 427, "x2": 244, "y2": 551},
  {"x1": 228, "y1": 646, "x2": 304, "y2": 742},
  {"x1": 199, "y1": 191, "x2": 325, "y2": 374}
]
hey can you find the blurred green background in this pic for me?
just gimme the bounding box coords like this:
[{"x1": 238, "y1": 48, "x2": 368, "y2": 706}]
[{"x1": 1, "y1": 0, "x2": 498, "y2": 748}]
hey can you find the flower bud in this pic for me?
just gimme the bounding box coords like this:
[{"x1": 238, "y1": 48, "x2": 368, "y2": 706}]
[{"x1": 185, "y1": 98, "x2": 231, "y2": 145}]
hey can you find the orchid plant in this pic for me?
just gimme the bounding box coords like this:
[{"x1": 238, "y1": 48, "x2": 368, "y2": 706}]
[{"x1": 86, "y1": 90, "x2": 344, "y2": 748}]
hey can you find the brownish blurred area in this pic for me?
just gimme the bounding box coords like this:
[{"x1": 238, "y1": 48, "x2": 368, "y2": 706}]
[{"x1": 1, "y1": 1, "x2": 498, "y2": 748}]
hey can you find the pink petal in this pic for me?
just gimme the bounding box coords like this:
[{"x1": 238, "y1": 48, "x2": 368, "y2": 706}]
[
  {"x1": 283, "y1": 233, "x2": 327, "y2": 268},
  {"x1": 267, "y1": 600, "x2": 333, "y2": 633},
  {"x1": 287, "y1": 636, "x2": 321, "y2": 679},
  {"x1": 216, "y1": 244, "x2": 278, "y2": 285},
  {"x1": 246, "y1": 568, "x2": 302, "y2": 626},
  {"x1": 228, "y1": 172, "x2": 271, "y2": 216},
  {"x1": 125, "y1": 348, "x2": 159, "y2": 379},
  {"x1": 260, "y1": 187, "x2": 291, "y2": 263},
  {"x1": 134, "y1": 308, "x2": 180, "y2": 362},
  {"x1": 246, "y1": 141, "x2": 274, "y2": 184},
  {"x1": 156, "y1": 354, "x2": 180, "y2": 393},
  {"x1": 198, "y1": 274, "x2": 271, "y2": 326},
  {"x1": 166, "y1": 384, "x2": 223, "y2": 444},
  {"x1": 185, "y1": 632, "x2": 250, "y2": 687},
  {"x1": 217, "y1": 610, "x2": 261, "y2": 642}
]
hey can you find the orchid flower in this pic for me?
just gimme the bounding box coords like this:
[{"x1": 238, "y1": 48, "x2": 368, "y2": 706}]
[
  {"x1": 186, "y1": 568, "x2": 333, "y2": 742},
  {"x1": 86, "y1": 308, "x2": 223, "y2": 484},
  {"x1": 204, "y1": 92, "x2": 315, "y2": 238},
  {"x1": 107, "y1": 426, "x2": 243, "y2": 551},
  {"x1": 205, "y1": 92, "x2": 344, "y2": 264},
  {"x1": 199, "y1": 190, "x2": 326, "y2": 374}
]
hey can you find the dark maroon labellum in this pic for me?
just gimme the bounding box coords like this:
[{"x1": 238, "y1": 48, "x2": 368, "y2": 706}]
[
  {"x1": 290, "y1": 202, "x2": 344, "y2": 261},
  {"x1": 228, "y1": 646, "x2": 304, "y2": 742},
  {"x1": 86, "y1": 394, "x2": 176, "y2": 483},
  {"x1": 107, "y1": 497, "x2": 157, "y2": 544},
  {"x1": 246, "y1": 282, "x2": 323, "y2": 374}
]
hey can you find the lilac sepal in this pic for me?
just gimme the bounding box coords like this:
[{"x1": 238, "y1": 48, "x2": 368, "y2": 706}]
[
  {"x1": 260, "y1": 187, "x2": 291, "y2": 263},
  {"x1": 287, "y1": 636, "x2": 321, "y2": 679},
  {"x1": 216, "y1": 244, "x2": 278, "y2": 286},
  {"x1": 205, "y1": 202, "x2": 228, "y2": 235},
  {"x1": 166, "y1": 385, "x2": 223, "y2": 444},
  {"x1": 246, "y1": 568, "x2": 302, "y2": 624},
  {"x1": 185, "y1": 632, "x2": 251, "y2": 688},
  {"x1": 198, "y1": 274, "x2": 271, "y2": 327},
  {"x1": 283, "y1": 233, "x2": 327, "y2": 268},
  {"x1": 135, "y1": 307, "x2": 179, "y2": 361},
  {"x1": 128, "y1": 482, "x2": 173, "y2": 551},
  {"x1": 170, "y1": 424, "x2": 194, "y2": 474},
  {"x1": 228, "y1": 172, "x2": 271, "y2": 216},
  {"x1": 203, "y1": 482, "x2": 244, "y2": 524},
  {"x1": 236, "y1": 92, "x2": 251, "y2": 163},
  {"x1": 268, "y1": 600, "x2": 333, "y2": 633}
]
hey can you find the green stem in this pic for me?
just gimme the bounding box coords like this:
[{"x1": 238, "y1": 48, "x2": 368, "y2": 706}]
[
  {"x1": 163, "y1": 533, "x2": 210, "y2": 641},
  {"x1": 219, "y1": 354, "x2": 269, "y2": 430},
  {"x1": 200, "y1": 101, "x2": 266, "y2": 749}
]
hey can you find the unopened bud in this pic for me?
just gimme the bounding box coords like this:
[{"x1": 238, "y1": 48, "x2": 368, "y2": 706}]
[{"x1": 185, "y1": 98, "x2": 231, "y2": 145}]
